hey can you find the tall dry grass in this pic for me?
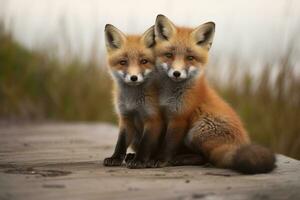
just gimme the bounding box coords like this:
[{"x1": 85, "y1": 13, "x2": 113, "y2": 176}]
[{"x1": 0, "y1": 25, "x2": 299, "y2": 159}]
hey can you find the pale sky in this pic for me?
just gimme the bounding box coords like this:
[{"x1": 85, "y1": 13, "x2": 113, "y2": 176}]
[{"x1": 1, "y1": 0, "x2": 299, "y2": 72}]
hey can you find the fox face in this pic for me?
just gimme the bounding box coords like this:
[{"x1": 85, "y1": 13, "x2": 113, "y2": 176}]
[
  {"x1": 105, "y1": 24, "x2": 155, "y2": 86},
  {"x1": 154, "y1": 15, "x2": 215, "y2": 82}
]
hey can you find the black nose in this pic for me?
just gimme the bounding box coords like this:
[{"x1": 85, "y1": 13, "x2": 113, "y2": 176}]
[
  {"x1": 130, "y1": 75, "x2": 138, "y2": 82},
  {"x1": 173, "y1": 71, "x2": 181, "y2": 78}
]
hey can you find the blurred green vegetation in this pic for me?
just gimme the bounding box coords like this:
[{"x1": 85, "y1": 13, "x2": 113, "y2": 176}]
[
  {"x1": 215, "y1": 62, "x2": 300, "y2": 159},
  {"x1": 0, "y1": 26, "x2": 115, "y2": 122},
  {"x1": 0, "y1": 25, "x2": 299, "y2": 159}
]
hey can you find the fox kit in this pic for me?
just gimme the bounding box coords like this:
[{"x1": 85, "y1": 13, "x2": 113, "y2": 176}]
[
  {"x1": 153, "y1": 15, "x2": 275, "y2": 174},
  {"x1": 103, "y1": 24, "x2": 163, "y2": 168}
]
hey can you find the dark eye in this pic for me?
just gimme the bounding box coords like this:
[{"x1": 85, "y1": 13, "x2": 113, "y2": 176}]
[
  {"x1": 164, "y1": 52, "x2": 173, "y2": 58},
  {"x1": 140, "y1": 59, "x2": 148, "y2": 64},
  {"x1": 187, "y1": 56, "x2": 195, "y2": 61},
  {"x1": 119, "y1": 60, "x2": 127, "y2": 66}
]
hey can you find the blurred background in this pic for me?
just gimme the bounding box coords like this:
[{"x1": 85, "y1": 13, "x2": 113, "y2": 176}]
[{"x1": 0, "y1": 0, "x2": 299, "y2": 159}]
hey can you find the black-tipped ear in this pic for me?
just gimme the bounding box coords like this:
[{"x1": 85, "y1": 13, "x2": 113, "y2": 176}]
[
  {"x1": 155, "y1": 14, "x2": 176, "y2": 41},
  {"x1": 141, "y1": 26, "x2": 155, "y2": 48},
  {"x1": 104, "y1": 24, "x2": 126, "y2": 51},
  {"x1": 191, "y1": 22, "x2": 215, "y2": 50}
]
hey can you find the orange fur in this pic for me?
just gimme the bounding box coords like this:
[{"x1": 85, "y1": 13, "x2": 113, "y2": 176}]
[
  {"x1": 154, "y1": 15, "x2": 275, "y2": 173},
  {"x1": 103, "y1": 25, "x2": 165, "y2": 168}
]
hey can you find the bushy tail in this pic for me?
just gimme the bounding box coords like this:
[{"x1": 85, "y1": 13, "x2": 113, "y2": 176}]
[{"x1": 232, "y1": 144, "x2": 276, "y2": 174}]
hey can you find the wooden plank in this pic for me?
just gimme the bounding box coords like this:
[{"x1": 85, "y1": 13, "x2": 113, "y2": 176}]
[{"x1": 0, "y1": 123, "x2": 300, "y2": 200}]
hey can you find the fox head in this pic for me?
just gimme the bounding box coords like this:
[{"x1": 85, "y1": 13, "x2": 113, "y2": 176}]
[
  {"x1": 104, "y1": 24, "x2": 155, "y2": 86},
  {"x1": 154, "y1": 14, "x2": 215, "y2": 82}
]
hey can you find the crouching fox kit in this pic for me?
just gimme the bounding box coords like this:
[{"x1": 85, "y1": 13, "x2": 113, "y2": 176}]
[
  {"x1": 153, "y1": 15, "x2": 276, "y2": 174},
  {"x1": 103, "y1": 24, "x2": 164, "y2": 168}
]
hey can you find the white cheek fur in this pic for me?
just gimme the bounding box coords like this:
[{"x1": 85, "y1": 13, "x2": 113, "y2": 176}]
[
  {"x1": 144, "y1": 69, "x2": 152, "y2": 76},
  {"x1": 161, "y1": 62, "x2": 169, "y2": 71},
  {"x1": 188, "y1": 65, "x2": 202, "y2": 78},
  {"x1": 188, "y1": 66, "x2": 197, "y2": 73},
  {"x1": 180, "y1": 70, "x2": 187, "y2": 79},
  {"x1": 137, "y1": 74, "x2": 144, "y2": 82},
  {"x1": 125, "y1": 74, "x2": 131, "y2": 82},
  {"x1": 117, "y1": 70, "x2": 124, "y2": 76}
]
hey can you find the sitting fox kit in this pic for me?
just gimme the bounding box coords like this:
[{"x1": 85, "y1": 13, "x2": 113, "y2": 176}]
[
  {"x1": 153, "y1": 15, "x2": 275, "y2": 173},
  {"x1": 103, "y1": 15, "x2": 276, "y2": 174},
  {"x1": 103, "y1": 24, "x2": 164, "y2": 168}
]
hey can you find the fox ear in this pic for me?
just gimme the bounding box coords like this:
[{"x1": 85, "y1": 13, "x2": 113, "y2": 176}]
[
  {"x1": 141, "y1": 26, "x2": 155, "y2": 48},
  {"x1": 155, "y1": 14, "x2": 176, "y2": 41},
  {"x1": 191, "y1": 22, "x2": 215, "y2": 50},
  {"x1": 104, "y1": 24, "x2": 126, "y2": 51}
]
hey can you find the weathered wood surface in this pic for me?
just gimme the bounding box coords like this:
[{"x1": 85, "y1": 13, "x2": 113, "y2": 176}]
[{"x1": 0, "y1": 123, "x2": 299, "y2": 200}]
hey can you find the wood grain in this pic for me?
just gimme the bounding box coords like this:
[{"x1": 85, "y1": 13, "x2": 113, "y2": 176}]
[{"x1": 0, "y1": 123, "x2": 299, "y2": 200}]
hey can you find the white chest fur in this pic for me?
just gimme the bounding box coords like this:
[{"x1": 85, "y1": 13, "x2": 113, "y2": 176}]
[
  {"x1": 158, "y1": 74, "x2": 189, "y2": 115},
  {"x1": 118, "y1": 86, "x2": 145, "y2": 113},
  {"x1": 116, "y1": 83, "x2": 157, "y2": 118}
]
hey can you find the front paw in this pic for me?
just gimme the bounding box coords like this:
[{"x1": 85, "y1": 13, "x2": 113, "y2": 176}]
[
  {"x1": 126, "y1": 159, "x2": 146, "y2": 169},
  {"x1": 103, "y1": 156, "x2": 123, "y2": 166}
]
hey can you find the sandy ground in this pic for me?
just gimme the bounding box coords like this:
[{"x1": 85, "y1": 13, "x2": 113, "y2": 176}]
[{"x1": 0, "y1": 123, "x2": 300, "y2": 200}]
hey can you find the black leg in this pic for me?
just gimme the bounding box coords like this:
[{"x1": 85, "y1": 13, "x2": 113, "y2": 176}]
[
  {"x1": 103, "y1": 130, "x2": 127, "y2": 166},
  {"x1": 125, "y1": 153, "x2": 135, "y2": 163},
  {"x1": 126, "y1": 120, "x2": 162, "y2": 169},
  {"x1": 153, "y1": 120, "x2": 188, "y2": 168}
]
